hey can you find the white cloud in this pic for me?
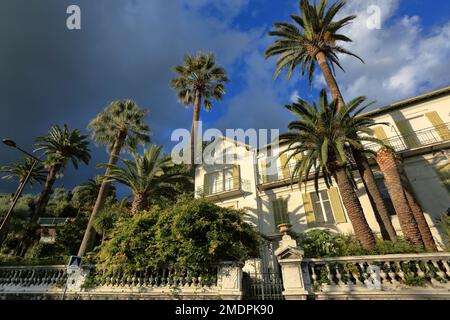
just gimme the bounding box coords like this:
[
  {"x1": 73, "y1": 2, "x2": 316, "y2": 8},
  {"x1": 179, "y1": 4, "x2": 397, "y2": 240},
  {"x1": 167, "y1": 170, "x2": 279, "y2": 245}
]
[
  {"x1": 290, "y1": 90, "x2": 300, "y2": 103},
  {"x1": 322, "y1": 0, "x2": 450, "y2": 108}
]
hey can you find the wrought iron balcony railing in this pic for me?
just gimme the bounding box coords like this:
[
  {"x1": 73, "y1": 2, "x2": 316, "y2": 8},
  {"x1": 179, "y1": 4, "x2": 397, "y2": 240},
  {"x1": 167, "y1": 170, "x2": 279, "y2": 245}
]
[
  {"x1": 365, "y1": 123, "x2": 450, "y2": 153},
  {"x1": 257, "y1": 123, "x2": 450, "y2": 186},
  {"x1": 258, "y1": 162, "x2": 298, "y2": 185},
  {"x1": 196, "y1": 177, "x2": 251, "y2": 197}
]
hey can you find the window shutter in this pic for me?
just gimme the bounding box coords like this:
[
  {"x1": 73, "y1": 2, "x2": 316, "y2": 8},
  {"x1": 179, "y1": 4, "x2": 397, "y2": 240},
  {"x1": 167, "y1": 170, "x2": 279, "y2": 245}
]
[
  {"x1": 273, "y1": 199, "x2": 289, "y2": 229},
  {"x1": 372, "y1": 126, "x2": 391, "y2": 148},
  {"x1": 203, "y1": 173, "x2": 210, "y2": 196},
  {"x1": 394, "y1": 120, "x2": 420, "y2": 149},
  {"x1": 328, "y1": 187, "x2": 347, "y2": 224},
  {"x1": 272, "y1": 199, "x2": 281, "y2": 227},
  {"x1": 302, "y1": 193, "x2": 315, "y2": 227},
  {"x1": 425, "y1": 111, "x2": 450, "y2": 141},
  {"x1": 260, "y1": 160, "x2": 268, "y2": 184},
  {"x1": 280, "y1": 153, "x2": 290, "y2": 179},
  {"x1": 232, "y1": 164, "x2": 240, "y2": 190}
]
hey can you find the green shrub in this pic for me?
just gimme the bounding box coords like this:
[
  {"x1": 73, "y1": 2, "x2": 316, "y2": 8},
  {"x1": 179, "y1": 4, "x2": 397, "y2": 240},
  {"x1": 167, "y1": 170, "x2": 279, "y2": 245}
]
[
  {"x1": 436, "y1": 214, "x2": 450, "y2": 251},
  {"x1": 95, "y1": 196, "x2": 260, "y2": 274},
  {"x1": 296, "y1": 229, "x2": 423, "y2": 258}
]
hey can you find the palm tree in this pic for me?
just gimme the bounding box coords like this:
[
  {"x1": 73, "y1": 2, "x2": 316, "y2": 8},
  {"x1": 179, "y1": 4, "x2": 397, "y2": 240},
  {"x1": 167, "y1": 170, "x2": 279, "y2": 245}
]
[
  {"x1": 265, "y1": 0, "x2": 397, "y2": 240},
  {"x1": 1, "y1": 157, "x2": 47, "y2": 198},
  {"x1": 34, "y1": 124, "x2": 91, "y2": 219},
  {"x1": 170, "y1": 53, "x2": 229, "y2": 170},
  {"x1": 376, "y1": 148, "x2": 436, "y2": 250},
  {"x1": 78, "y1": 99, "x2": 150, "y2": 256},
  {"x1": 100, "y1": 145, "x2": 191, "y2": 215},
  {"x1": 376, "y1": 148, "x2": 424, "y2": 247},
  {"x1": 279, "y1": 90, "x2": 384, "y2": 249}
]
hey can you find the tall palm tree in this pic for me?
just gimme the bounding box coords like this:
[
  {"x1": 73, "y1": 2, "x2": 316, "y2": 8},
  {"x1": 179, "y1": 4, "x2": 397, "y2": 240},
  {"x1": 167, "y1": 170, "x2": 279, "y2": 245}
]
[
  {"x1": 265, "y1": 0, "x2": 397, "y2": 240},
  {"x1": 170, "y1": 53, "x2": 229, "y2": 170},
  {"x1": 78, "y1": 99, "x2": 150, "y2": 256},
  {"x1": 100, "y1": 145, "x2": 191, "y2": 215},
  {"x1": 1, "y1": 157, "x2": 47, "y2": 198},
  {"x1": 279, "y1": 90, "x2": 384, "y2": 249},
  {"x1": 376, "y1": 148, "x2": 436, "y2": 250},
  {"x1": 376, "y1": 148, "x2": 423, "y2": 247},
  {"x1": 34, "y1": 124, "x2": 91, "y2": 219}
]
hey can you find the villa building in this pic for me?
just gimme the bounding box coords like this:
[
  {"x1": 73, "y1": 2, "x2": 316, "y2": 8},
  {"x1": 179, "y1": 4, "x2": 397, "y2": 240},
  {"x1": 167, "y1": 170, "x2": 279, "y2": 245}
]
[{"x1": 194, "y1": 86, "x2": 450, "y2": 274}]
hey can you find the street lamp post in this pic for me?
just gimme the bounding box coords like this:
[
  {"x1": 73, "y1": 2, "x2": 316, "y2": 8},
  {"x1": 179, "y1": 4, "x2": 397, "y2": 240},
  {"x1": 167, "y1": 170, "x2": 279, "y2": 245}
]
[{"x1": 0, "y1": 138, "x2": 41, "y2": 241}]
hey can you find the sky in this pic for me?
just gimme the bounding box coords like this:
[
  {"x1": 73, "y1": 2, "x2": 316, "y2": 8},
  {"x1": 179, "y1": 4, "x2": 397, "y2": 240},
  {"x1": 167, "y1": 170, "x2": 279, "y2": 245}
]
[{"x1": 1, "y1": 0, "x2": 450, "y2": 198}]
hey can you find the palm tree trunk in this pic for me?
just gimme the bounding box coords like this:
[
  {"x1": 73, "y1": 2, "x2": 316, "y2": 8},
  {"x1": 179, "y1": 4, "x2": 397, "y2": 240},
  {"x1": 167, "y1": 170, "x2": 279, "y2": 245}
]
[
  {"x1": 376, "y1": 149, "x2": 423, "y2": 247},
  {"x1": 333, "y1": 167, "x2": 376, "y2": 249},
  {"x1": 353, "y1": 151, "x2": 397, "y2": 241},
  {"x1": 78, "y1": 131, "x2": 126, "y2": 256},
  {"x1": 189, "y1": 90, "x2": 201, "y2": 172},
  {"x1": 34, "y1": 164, "x2": 61, "y2": 220},
  {"x1": 315, "y1": 50, "x2": 397, "y2": 240},
  {"x1": 131, "y1": 193, "x2": 147, "y2": 215},
  {"x1": 315, "y1": 51, "x2": 345, "y2": 109},
  {"x1": 397, "y1": 158, "x2": 437, "y2": 251}
]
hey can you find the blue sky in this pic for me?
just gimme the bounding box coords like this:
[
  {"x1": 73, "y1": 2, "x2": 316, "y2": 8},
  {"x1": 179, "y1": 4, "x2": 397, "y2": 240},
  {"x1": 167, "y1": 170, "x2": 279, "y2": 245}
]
[{"x1": 1, "y1": 0, "x2": 450, "y2": 198}]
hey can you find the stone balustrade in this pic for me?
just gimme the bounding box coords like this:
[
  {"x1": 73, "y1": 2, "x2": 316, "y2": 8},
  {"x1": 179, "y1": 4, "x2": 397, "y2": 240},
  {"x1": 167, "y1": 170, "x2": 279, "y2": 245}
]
[
  {"x1": 0, "y1": 265, "x2": 67, "y2": 288},
  {"x1": 305, "y1": 253, "x2": 450, "y2": 292},
  {"x1": 275, "y1": 233, "x2": 450, "y2": 300},
  {"x1": 0, "y1": 262, "x2": 243, "y2": 300},
  {"x1": 91, "y1": 266, "x2": 219, "y2": 288}
]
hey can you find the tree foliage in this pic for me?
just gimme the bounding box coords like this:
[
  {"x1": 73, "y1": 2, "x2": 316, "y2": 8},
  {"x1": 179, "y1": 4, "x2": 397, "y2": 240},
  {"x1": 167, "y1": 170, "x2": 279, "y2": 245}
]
[{"x1": 95, "y1": 196, "x2": 260, "y2": 273}]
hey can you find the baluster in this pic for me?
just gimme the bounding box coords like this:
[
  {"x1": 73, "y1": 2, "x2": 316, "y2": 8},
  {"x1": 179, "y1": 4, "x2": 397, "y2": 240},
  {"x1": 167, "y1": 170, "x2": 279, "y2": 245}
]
[
  {"x1": 423, "y1": 260, "x2": 439, "y2": 286},
  {"x1": 335, "y1": 264, "x2": 343, "y2": 286},
  {"x1": 310, "y1": 264, "x2": 318, "y2": 287},
  {"x1": 395, "y1": 262, "x2": 405, "y2": 283},
  {"x1": 441, "y1": 260, "x2": 450, "y2": 278},
  {"x1": 148, "y1": 269, "x2": 155, "y2": 287},
  {"x1": 432, "y1": 261, "x2": 445, "y2": 280},
  {"x1": 325, "y1": 264, "x2": 334, "y2": 286},
  {"x1": 378, "y1": 263, "x2": 388, "y2": 286},
  {"x1": 359, "y1": 263, "x2": 370, "y2": 287},
  {"x1": 385, "y1": 262, "x2": 398, "y2": 285},
  {"x1": 415, "y1": 261, "x2": 425, "y2": 278}
]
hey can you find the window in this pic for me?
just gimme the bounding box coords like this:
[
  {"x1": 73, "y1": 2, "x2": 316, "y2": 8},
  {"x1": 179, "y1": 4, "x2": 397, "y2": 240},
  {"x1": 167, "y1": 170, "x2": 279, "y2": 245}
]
[
  {"x1": 203, "y1": 165, "x2": 240, "y2": 195},
  {"x1": 272, "y1": 199, "x2": 290, "y2": 229},
  {"x1": 310, "y1": 191, "x2": 335, "y2": 224},
  {"x1": 375, "y1": 177, "x2": 396, "y2": 215},
  {"x1": 303, "y1": 188, "x2": 347, "y2": 227}
]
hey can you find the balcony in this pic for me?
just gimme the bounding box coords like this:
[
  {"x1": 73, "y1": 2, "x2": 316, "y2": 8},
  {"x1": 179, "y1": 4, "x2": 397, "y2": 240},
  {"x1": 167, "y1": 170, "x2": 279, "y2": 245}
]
[
  {"x1": 196, "y1": 177, "x2": 251, "y2": 201},
  {"x1": 365, "y1": 123, "x2": 450, "y2": 154},
  {"x1": 257, "y1": 162, "x2": 299, "y2": 190}
]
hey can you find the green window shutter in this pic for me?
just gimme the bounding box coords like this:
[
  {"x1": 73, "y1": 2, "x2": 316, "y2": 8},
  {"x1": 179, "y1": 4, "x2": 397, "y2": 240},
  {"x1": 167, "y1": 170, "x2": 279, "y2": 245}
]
[
  {"x1": 425, "y1": 111, "x2": 450, "y2": 141},
  {"x1": 328, "y1": 187, "x2": 347, "y2": 224},
  {"x1": 232, "y1": 164, "x2": 240, "y2": 190},
  {"x1": 434, "y1": 164, "x2": 450, "y2": 194},
  {"x1": 280, "y1": 153, "x2": 290, "y2": 179},
  {"x1": 302, "y1": 193, "x2": 316, "y2": 227},
  {"x1": 272, "y1": 199, "x2": 281, "y2": 227},
  {"x1": 203, "y1": 173, "x2": 210, "y2": 196},
  {"x1": 272, "y1": 199, "x2": 289, "y2": 229},
  {"x1": 395, "y1": 120, "x2": 420, "y2": 149}
]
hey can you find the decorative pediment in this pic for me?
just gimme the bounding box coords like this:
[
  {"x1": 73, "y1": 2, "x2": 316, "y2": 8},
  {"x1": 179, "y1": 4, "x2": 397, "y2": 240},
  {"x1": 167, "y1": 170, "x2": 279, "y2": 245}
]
[{"x1": 275, "y1": 246, "x2": 304, "y2": 260}]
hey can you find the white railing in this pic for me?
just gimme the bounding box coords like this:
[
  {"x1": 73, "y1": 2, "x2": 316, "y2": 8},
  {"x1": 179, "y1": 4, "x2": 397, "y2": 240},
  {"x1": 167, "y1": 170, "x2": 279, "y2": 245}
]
[
  {"x1": 0, "y1": 262, "x2": 243, "y2": 300},
  {"x1": 275, "y1": 234, "x2": 450, "y2": 300},
  {"x1": 196, "y1": 178, "x2": 251, "y2": 197},
  {"x1": 304, "y1": 252, "x2": 450, "y2": 292}
]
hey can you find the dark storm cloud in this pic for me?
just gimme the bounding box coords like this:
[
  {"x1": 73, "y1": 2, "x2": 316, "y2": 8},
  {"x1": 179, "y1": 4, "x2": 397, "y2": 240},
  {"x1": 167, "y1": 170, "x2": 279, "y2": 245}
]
[{"x1": 0, "y1": 0, "x2": 259, "y2": 194}]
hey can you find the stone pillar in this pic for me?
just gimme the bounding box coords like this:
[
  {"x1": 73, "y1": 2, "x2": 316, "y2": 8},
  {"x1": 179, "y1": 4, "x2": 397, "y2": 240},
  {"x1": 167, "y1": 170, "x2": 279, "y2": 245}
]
[
  {"x1": 217, "y1": 262, "x2": 244, "y2": 300},
  {"x1": 275, "y1": 234, "x2": 309, "y2": 300}
]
